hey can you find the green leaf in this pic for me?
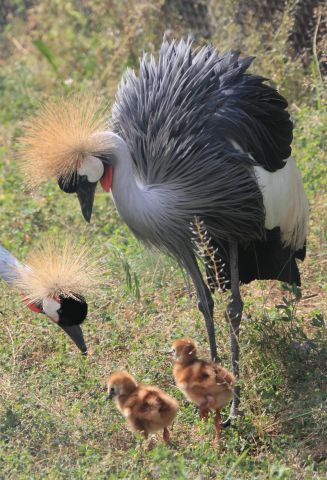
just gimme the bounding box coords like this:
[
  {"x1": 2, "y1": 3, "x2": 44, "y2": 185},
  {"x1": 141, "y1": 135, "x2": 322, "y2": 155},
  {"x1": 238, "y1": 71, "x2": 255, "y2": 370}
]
[{"x1": 33, "y1": 39, "x2": 58, "y2": 73}]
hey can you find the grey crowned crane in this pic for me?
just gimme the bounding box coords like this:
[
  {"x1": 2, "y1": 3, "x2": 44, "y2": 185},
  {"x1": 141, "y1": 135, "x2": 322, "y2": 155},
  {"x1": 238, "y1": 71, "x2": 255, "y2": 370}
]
[
  {"x1": 20, "y1": 38, "x2": 308, "y2": 420},
  {"x1": 0, "y1": 239, "x2": 101, "y2": 353}
]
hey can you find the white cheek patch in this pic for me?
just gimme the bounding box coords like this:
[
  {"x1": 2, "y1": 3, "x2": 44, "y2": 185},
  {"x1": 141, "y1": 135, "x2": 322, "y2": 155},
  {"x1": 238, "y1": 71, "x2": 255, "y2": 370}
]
[
  {"x1": 78, "y1": 156, "x2": 104, "y2": 183},
  {"x1": 42, "y1": 297, "x2": 61, "y2": 323}
]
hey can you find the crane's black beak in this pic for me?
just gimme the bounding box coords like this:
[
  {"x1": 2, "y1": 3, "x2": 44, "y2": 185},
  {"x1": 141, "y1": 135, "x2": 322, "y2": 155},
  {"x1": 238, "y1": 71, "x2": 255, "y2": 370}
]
[
  {"x1": 76, "y1": 177, "x2": 97, "y2": 223},
  {"x1": 59, "y1": 324, "x2": 87, "y2": 355}
]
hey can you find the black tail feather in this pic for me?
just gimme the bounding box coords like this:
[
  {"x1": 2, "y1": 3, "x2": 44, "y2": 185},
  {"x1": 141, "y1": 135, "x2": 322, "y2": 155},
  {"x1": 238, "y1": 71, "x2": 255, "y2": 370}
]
[{"x1": 206, "y1": 228, "x2": 306, "y2": 290}]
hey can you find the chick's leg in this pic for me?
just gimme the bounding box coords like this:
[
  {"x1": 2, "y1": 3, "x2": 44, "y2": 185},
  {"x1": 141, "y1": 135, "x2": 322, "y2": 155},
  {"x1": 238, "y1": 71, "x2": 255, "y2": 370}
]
[
  {"x1": 163, "y1": 427, "x2": 170, "y2": 443},
  {"x1": 199, "y1": 405, "x2": 210, "y2": 420},
  {"x1": 199, "y1": 394, "x2": 214, "y2": 420}
]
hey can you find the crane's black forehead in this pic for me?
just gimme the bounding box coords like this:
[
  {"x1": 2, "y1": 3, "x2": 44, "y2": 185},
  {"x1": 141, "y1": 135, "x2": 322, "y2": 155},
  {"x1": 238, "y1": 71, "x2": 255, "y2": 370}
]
[
  {"x1": 58, "y1": 296, "x2": 88, "y2": 326},
  {"x1": 58, "y1": 172, "x2": 80, "y2": 193}
]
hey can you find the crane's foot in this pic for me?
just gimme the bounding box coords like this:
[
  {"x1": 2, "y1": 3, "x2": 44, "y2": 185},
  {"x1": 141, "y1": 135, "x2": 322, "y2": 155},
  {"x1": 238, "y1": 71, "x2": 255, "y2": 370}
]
[
  {"x1": 222, "y1": 389, "x2": 242, "y2": 428},
  {"x1": 222, "y1": 416, "x2": 233, "y2": 428},
  {"x1": 222, "y1": 413, "x2": 244, "y2": 428},
  {"x1": 222, "y1": 415, "x2": 231, "y2": 428},
  {"x1": 222, "y1": 408, "x2": 244, "y2": 428}
]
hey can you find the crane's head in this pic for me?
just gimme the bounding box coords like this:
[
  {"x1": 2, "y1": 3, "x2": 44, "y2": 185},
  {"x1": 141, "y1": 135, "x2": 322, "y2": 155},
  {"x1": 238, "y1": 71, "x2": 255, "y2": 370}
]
[
  {"x1": 14, "y1": 238, "x2": 102, "y2": 353},
  {"x1": 26, "y1": 294, "x2": 88, "y2": 353},
  {"x1": 20, "y1": 96, "x2": 115, "y2": 222}
]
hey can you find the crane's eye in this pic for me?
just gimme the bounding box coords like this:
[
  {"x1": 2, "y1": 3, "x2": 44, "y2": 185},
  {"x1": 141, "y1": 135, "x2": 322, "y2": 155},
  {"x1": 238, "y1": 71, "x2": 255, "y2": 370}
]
[{"x1": 58, "y1": 172, "x2": 80, "y2": 193}]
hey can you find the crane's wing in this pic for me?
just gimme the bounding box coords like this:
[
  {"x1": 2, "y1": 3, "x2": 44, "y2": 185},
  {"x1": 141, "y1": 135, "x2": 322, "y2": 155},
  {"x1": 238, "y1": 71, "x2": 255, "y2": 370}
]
[{"x1": 111, "y1": 37, "x2": 292, "y2": 186}]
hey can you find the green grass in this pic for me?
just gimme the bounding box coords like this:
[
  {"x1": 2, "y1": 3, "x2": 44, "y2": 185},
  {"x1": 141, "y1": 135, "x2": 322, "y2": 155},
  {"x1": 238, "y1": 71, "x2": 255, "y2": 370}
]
[{"x1": 0, "y1": 1, "x2": 326, "y2": 478}]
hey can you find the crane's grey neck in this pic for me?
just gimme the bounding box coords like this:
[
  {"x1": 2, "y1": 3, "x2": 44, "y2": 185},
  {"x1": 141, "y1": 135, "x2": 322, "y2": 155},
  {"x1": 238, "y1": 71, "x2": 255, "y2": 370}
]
[
  {"x1": 99, "y1": 132, "x2": 168, "y2": 238},
  {"x1": 0, "y1": 244, "x2": 23, "y2": 285}
]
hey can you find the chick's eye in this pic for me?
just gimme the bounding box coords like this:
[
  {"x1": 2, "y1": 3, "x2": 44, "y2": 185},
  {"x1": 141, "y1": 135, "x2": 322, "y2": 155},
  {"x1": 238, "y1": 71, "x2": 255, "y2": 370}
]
[{"x1": 110, "y1": 387, "x2": 115, "y2": 393}]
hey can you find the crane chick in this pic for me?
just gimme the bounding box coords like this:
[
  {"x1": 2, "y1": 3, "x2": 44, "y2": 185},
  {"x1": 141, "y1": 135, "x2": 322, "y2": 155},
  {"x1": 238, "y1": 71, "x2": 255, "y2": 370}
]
[
  {"x1": 107, "y1": 371, "x2": 178, "y2": 443},
  {"x1": 171, "y1": 338, "x2": 234, "y2": 438}
]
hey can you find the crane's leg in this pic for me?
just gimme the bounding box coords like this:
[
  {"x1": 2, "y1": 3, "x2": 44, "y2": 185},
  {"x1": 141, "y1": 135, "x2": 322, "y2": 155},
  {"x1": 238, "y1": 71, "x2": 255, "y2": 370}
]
[
  {"x1": 185, "y1": 253, "x2": 218, "y2": 361},
  {"x1": 223, "y1": 239, "x2": 243, "y2": 425},
  {"x1": 197, "y1": 286, "x2": 218, "y2": 362}
]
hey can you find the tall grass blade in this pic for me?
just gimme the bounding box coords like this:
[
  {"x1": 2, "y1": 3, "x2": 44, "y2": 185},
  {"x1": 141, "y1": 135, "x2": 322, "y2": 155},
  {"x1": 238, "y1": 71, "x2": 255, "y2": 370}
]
[{"x1": 33, "y1": 40, "x2": 58, "y2": 73}]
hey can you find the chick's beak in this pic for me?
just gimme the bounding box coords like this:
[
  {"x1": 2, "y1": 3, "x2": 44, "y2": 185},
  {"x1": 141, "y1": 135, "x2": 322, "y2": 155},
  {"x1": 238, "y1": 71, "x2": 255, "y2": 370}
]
[
  {"x1": 59, "y1": 324, "x2": 87, "y2": 355},
  {"x1": 76, "y1": 176, "x2": 97, "y2": 223},
  {"x1": 106, "y1": 391, "x2": 114, "y2": 401}
]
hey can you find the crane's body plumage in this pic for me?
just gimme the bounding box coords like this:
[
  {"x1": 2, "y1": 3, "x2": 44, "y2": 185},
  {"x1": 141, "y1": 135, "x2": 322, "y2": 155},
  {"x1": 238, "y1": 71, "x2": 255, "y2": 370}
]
[{"x1": 110, "y1": 38, "x2": 307, "y2": 286}]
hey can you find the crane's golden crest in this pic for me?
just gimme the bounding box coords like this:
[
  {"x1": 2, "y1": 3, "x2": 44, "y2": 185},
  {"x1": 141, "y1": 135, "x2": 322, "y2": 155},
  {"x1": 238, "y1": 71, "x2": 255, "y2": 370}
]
[
  {"x1": 13, "y1": 238, "x2": 103, "y2": 303},
  {"x1": 20, "y1": 95, "x2": 109, "y2": 186}
]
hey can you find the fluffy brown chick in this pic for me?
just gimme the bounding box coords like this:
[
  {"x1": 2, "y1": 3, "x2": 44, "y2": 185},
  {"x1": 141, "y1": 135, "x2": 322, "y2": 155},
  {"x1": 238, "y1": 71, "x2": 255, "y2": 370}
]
[
  {"x1": 171, "y1": 338, "x2": 235, "y2": 438},
  {"x1": 107, "y1": 371, "x2": 178, "y2": 443}
]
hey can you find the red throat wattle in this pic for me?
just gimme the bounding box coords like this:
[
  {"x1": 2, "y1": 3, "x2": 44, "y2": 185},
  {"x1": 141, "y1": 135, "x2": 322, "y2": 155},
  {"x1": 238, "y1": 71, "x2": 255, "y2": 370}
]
[
  {"x1": 23, "y1": 295, "x2": 60, "y2": 315},
  {"x1": 100, "y1": 165, "x2": 113, "y2": 192},
  {"x1": 25, "y1": 300, "x2": 42, "y2": 314}
]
